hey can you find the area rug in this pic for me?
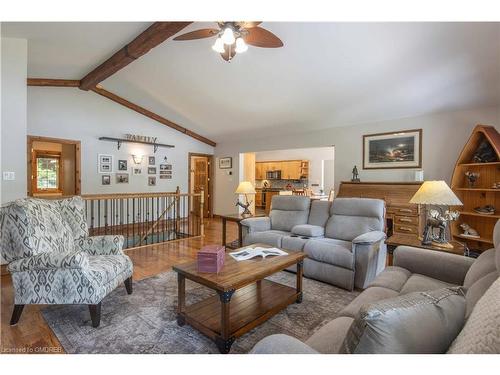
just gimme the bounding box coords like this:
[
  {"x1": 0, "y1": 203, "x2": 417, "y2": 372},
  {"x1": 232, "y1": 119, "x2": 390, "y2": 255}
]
[{"x1": 41, "y1": 271, "x2": 359, "y2": 353}]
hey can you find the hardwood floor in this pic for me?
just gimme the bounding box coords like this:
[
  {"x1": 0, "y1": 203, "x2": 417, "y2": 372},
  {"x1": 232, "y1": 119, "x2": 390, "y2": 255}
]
[{"x1": 0, "y1": 217, "x2": 238, "y2": 354}]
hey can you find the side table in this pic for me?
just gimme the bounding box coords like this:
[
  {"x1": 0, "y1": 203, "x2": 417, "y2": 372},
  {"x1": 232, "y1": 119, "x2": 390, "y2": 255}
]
[{"x1": 219, "y1": 213, "x2": 266, "y2": 249}]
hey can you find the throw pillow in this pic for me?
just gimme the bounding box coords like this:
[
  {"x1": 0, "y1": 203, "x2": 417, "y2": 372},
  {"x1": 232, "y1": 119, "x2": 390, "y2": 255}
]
[
  {"x1": 341, "y1": 287, "x2": 466, "y2": 354},
  {"x1": 447, "y1": 277, "x2": 500, "y2": 353}
]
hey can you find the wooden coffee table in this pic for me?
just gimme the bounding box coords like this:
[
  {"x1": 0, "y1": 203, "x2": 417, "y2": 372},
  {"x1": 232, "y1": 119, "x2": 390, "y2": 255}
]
[{"x1": 173, "y1": 244, "x2": 306, "y2": 353}]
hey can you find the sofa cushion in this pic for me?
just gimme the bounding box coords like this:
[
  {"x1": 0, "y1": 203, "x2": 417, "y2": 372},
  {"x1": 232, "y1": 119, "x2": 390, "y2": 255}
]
[
  {"x1": 342, "y1": 287, "x2": 466, "y2": 354},
  {"x1": 87, "y1": 255, "x2": 133, "y2": 286},
  {"x1": 304, "y1": 239, "x2": 353, "y2": 270},
  {"x1": 447, "y1": 277, "x2": 500, "y2": 354},
  {"x1": 58, "y1": 196, "x2": 89, "y2": 240},
  {"x1": 464, "y1": 271, "x2": 498, "y2": 318},
  {"x1": 340, "y1": 286, "x2": 399, "y2": 318},
  {"x1": 400, "y1": 274, "x2": 455, "y2": 295},
  {"x1": 243, "y1": 230, "x2": 290, "y2": 248},
  {"x1": 291, "y1": 224, "x2": 324, "y2": 238},
  {"x1": 314, "y1": 237, "x2": 352, "y2": 250},
  {"x1": 306, "y1": 316, "x2": 354, "y2": 354},
  {"x1": 463, "y1": 248, "x2": 498, "y2": 289},
  {"x1": 325, "y1": 198, "x2": 385, "y2": 241},
  {"x1": 269, "y1": 196, "x2": 311, "y2": 232},
  {"x1": 281, "y1": 236, "x2": 308, "y2": 251},
  {"x1": 368, "y1": 266, "x2": 412, "y2": 292},
  {"x1": 307, "y1": 200, "x2": 331, "y2": 227}
]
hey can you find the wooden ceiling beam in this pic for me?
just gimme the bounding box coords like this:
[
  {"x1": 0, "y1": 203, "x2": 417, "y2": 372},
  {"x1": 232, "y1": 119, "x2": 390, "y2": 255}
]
[
  {"x1": 79, "y1": 22, "x2": 192, "y2": 91},
  {"x1": 27, "y1": 78, "x2": 81, "y2": 87},
  {"x1": 92, "y1": 86, "x2": 216, "y2": 147}
]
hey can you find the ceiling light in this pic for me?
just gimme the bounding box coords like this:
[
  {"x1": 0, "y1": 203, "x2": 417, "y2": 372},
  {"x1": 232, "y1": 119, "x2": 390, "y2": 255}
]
[
  {"x1": 212, "y1": 37, "x2": 225, "y2": 53},
  {"x1": 221, "y1": 27, "x2": 235, "y2": 45},
  {"x1": 235, "y1": 38, "x2": 248, "y2": 53}
]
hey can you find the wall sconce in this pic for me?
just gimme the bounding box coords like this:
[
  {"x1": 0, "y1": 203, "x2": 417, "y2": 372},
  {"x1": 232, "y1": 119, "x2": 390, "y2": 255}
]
[{"x1": 132, "y1": 155, "x2": 144, "y2": 165}]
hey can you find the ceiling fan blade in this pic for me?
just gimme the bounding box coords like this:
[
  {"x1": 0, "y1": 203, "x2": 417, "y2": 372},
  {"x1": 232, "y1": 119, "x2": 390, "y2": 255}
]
[
  {"x1": 235, "y1": 21, "x2": 262, "y2": 28},
  {"x1": 244, "y1": 27, "x2": 283, "y2": 48},
  {"x1": 173, "y1": 28, "x2": 219, "y2": 41},
  {"x1": 220, "y1": 45, "x2": 236, "y2": 61}
]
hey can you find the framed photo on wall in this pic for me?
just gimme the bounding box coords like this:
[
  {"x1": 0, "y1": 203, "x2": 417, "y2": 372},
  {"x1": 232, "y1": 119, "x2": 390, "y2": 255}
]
[
  {"x1": 118, "y1": 159, "x2": 128, "y2": 171},
  {"x1": 98, "y1": 154, "x2": 113, "y2": 173},
  {"x1": 219, "y1": 157, "x2": 232, "y2": 169},
  {"x1": 148, "y1": 156, "x2": 155, "y2": 165},
  {"x1": 363, "y1": 129, "x2": 422, "y2": 169},
  {"x1": 102, "y1": 175, "x2": 111, "y2": 185},
  {"x1": 148, "y1": 176, "x2": 157, "y2": 186},
  {"x1": 148, "y1": 167, "x2": 157, "y2": 174},
  {"x1": 116, "y1": 173, "x2": 129, "y2": 184}
]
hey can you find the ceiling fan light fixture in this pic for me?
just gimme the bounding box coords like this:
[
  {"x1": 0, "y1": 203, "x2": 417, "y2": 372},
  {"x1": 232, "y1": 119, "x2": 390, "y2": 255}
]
[
  {"x1": 221, "y1": 27, "x2": 236, "y2": 45},
  {"x1": 212, "y1": 37, "x2": 225, "y2": 53},
  {"x1": 235, "y1": 38, "x2": 248, "y2": 53}
]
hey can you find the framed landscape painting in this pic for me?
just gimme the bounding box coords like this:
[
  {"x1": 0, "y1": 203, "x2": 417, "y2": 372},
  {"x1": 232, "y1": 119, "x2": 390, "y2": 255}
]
[{"x1": 363, "y1": 129, "x2": 422, "y2": 169}]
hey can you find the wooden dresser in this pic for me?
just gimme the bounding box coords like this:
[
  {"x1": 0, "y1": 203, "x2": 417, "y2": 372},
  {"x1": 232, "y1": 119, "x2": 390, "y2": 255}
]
[{"x1": 337, "y1": 181, "x2": 424, "y2": 238}]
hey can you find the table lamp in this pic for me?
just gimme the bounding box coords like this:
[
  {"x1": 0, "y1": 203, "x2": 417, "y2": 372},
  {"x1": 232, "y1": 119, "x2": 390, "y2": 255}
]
[
  {"x1": 409, "y1": 180, "x2": 463, "y2": 248},
  {"x1": 235, "y1": 181, "x2": 256, "y2": 217}
]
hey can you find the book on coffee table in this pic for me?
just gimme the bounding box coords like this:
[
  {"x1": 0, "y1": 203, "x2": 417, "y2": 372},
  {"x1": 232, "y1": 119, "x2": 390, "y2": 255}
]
[{"x1": 229, "y1": 246, "x2": 288, "y2": 261}]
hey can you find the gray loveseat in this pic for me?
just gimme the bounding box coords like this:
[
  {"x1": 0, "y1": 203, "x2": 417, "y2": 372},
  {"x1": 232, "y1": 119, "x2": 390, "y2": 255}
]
[
  {"x1": 251, "y1": 243, "x2": 500, "y2": 354},
  {"x1": 241, "y1": 196, "x2": 386, "y2": 290}
]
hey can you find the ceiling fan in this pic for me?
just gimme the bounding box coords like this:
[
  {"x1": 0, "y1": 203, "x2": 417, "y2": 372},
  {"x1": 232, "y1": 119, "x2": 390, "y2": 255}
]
[{"x1": 173, "y1": 22, "x2": 283, "y2": 62}]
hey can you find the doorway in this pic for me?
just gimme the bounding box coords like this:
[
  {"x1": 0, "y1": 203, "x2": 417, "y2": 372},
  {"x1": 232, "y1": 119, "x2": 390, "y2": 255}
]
[
  {"x1": 27, "y1": 135, "x2": 81, "y2": 197},
  {"x1": 188, "y1": 153, "x2": 213, "y2": 218}
]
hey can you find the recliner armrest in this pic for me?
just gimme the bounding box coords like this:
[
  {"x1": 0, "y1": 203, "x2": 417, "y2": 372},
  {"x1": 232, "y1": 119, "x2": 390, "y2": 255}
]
[
  {"x1": 8, "y1": 250, "x2": 89, "y2": 272},
  {"x1": 75, "y1": 235, "x2": 125, "y2": 255},
  {"x1": 352, "y1": 230, "x2": 386, "y2": 245},
  {"x1": 393, "y1": 246, "x2": 474, "y2": 285},
  {"x1": 250, "y1": 334, "x2": 318, "y2": 354},
  {"x1": 240, "y1": 217, "x2": 271, "y2": 233}
]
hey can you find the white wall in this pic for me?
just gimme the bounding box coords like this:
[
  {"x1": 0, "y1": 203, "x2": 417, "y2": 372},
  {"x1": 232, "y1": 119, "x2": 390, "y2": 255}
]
[
  {"x1": 214, "y1": 107, "x2": 500, "y2": 215},
  {"x1": 28, "y1": 87, "x2": 214, "y2": 195},
  {"x1": 1, "y1": 38, "x2": 27, "y2": 204},
  {"x1": 255, "y1": 147, "x2": 334, "y2": 193}
]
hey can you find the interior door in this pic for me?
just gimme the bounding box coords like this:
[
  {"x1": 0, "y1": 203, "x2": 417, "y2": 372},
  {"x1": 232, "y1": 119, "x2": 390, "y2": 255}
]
[{"x1": 191, "y1": 156, "x2": 210, "y2": 218}]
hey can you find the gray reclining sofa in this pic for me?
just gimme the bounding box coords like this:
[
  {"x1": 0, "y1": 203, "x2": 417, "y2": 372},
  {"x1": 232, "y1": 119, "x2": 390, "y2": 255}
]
[
  {"x1": 251, "y1": 243, "x2": 500, "y2": 354},
  {"x1": 241, "y1": 196, "x2": 387, "y2": 291}
]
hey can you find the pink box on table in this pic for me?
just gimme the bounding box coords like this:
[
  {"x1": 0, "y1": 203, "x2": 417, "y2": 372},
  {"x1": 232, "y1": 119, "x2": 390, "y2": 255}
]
[{"x1": 197, "y1": 245, "x2": 225, "y2": 273}]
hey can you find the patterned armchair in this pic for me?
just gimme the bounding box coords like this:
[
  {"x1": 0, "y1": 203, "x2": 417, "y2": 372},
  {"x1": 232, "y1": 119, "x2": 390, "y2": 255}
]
[{"x1": 0, "y1": 196, "x2": 133, "y2": 327}]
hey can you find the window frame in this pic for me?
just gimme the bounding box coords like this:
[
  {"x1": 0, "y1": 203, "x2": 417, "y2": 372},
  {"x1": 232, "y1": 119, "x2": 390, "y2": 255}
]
[{"x1": 32, "y1": 150, "x2": 63, "y2": 194}]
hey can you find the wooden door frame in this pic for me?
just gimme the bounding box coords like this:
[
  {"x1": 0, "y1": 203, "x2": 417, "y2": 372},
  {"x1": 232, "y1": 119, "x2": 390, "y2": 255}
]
[
  {"x1": 27, "y1": 135, "x2": 81, "y2": 196},
  {"x1": 188, "y1": 152, "x2": 214, "y2": 218}
]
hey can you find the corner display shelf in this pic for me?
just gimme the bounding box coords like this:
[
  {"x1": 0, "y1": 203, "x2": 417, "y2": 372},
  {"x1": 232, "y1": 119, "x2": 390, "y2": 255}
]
[
  {"x1": 451, "y1": 125, "x2": 500, "y2": 253},
  {"x1": 98, "y1": 137, "x2": 174, "y2": 153}
]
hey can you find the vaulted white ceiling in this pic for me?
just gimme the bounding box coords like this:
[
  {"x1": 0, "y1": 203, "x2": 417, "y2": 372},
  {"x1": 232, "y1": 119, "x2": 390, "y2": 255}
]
[{"x1": 3, "y1": 22, "x2": 500, "y2": 143}]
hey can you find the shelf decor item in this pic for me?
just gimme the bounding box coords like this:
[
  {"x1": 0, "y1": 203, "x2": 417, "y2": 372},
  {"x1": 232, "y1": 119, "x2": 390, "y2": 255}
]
[
  {"x1": 197, "y1": 245, "x2": 225, "y2": 273},
  {"x1": 409, "y1": 180, "x2": 463, "y2": 248},
  {"x1": 451, "y1": 125, "x2": 500, "y2": 253},
  {"x1": 465, "y1": 171, "x2": 479, "y2": 188},
  {"x1": 363, "y1": 129, "x2": 422, "y2": 169},
  {"x1": 235, "y1": 181, "x2": 256, "y2": 217}
]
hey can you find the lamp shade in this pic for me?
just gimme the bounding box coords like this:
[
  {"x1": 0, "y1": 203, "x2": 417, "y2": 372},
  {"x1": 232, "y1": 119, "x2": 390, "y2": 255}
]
[
  {"x1": 409, "y1": 181, "x2": 463, "y2": 206},
  {"x1": 235, "y1": 181, "x2": 256, "y2": 194}
]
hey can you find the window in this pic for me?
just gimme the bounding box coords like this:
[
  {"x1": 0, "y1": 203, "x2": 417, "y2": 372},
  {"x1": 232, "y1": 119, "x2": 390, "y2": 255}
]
[{"x1": 33, "y1": 151, "x2": 62, "y2": 193}]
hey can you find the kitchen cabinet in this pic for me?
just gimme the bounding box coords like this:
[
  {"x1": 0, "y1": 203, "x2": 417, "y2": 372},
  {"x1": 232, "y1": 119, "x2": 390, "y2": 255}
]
[
  {"x1": 255, "y1": 189, "x2": 263, "y2": 207},
  {"x1": 255, "y1": 163, "x2": 264, "y2": 180},
  {"x1": 265, "y1": 191, "x2": 279, "y2": 214},
  {"x1": 255, "y1": 160, "x2": 309, "y2": 180}
]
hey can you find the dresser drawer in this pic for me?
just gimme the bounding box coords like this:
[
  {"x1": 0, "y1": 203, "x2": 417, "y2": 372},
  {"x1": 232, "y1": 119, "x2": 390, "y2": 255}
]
[
  {"x1": 394, "y1": 224, "x2": 418, "y2": 235},
  {"x1": 387, "y1": 205, "x2": 419, "y2": 216},
  {"x1": 394, "y1": 215, "x2": 419, "y2": 226}
]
